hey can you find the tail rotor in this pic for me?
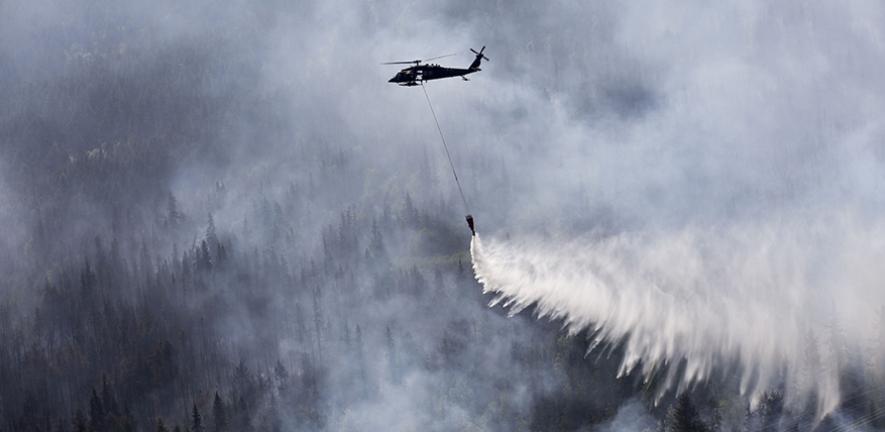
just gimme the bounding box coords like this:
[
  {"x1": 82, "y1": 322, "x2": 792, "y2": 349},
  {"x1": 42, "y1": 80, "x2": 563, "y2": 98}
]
[
  {"x1": 470, "y1": 46, "x2": 489, "y2": 61},
  {"x1": 469, "y1": 46, "x2": 489, "y2": 70}
]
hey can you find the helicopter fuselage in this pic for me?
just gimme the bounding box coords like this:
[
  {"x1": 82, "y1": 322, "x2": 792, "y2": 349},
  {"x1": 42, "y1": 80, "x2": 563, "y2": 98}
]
[{"x1": 388, "y1": 64, "x2": 480, "y2": 86}]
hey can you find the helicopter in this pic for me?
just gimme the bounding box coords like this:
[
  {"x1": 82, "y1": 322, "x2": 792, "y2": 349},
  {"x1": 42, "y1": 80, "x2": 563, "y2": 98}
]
[{"x1": 385, "y1": 46, "x2": 489, "y2": 86}]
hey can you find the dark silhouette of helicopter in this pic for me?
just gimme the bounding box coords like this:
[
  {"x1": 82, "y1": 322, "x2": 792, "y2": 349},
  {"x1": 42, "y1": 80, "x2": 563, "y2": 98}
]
[{"x1": 385, "y1": 46, "x2": 489, "y2": 86}]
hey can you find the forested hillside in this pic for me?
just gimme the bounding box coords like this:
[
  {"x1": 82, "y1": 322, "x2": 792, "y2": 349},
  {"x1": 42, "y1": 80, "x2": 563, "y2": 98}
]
[
  {"x1": 0, "y1": 143, "x2": 639, "y2": 431},
  {"x1": 5, "y1": 1, "x2": 885, "y2": 431}
]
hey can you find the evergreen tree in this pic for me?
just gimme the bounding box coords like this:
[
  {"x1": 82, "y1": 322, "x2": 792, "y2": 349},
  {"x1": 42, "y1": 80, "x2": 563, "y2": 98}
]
[
  {"x1": 156, "y1": 418, "x2": 169, "y2": 432},
  {"x1": 274, "y1": 360, "x2": 289, "y2": 381},
  {"x1": 402, "y1": 193, "x2": 418, "y2": 224},
  {"x1": 206, "y1": 213, "x2": 218, "y2": 250},
  {"x1": 386, "y1": 325, "x2": 400, "y2": 384},
  {"x1": 191, "y1": 404, "x2": 204, "y2": 432},
  {"x1": 212, "y1": 393, "x2": 227, "y2": 432},
  {"x1": 198, "y1": 240, "x2": 212, "y2": 270},
  {"x1": 72, "y1": 410, "x2": 87, "y2": 432},
  {"x1": 166, "y1": 193, "x2": 185, "y2": 226},
  {"x1": 215, "y1": 242, "x2": 228, "y2": 266},
  {"x1": 101, "y1": 376, "x2": 119, "y2": 416},
  {"x1": 760, "y1": 392, "x2": 784, "y2": 431},
  {"x1": 355, "y1": 325, "x2": 369, "y2": 397},
  {"x1": 666, "y1": 394, "x2": 709, "y2": 432},
  {"x1": 89, "y1": 388, "x2": 105, "y2": 432},
  {"x1": 370, "y1": 219, "x2": 384, "y2": 256}
]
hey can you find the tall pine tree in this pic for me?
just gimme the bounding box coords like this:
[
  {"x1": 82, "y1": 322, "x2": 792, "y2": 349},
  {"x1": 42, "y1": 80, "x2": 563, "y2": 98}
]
[
  {"x1": 191, "y1": 404, "x2": 204, "y2": 432},
  {"x1": 212, "y1": 393, "x2": 227, "y2": 432},
  {"x1": 666, "y1": 394, "x2": 709, "y2": 432}
]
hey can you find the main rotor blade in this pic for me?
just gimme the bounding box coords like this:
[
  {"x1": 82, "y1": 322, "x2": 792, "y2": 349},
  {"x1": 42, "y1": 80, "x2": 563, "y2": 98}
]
[
  {"x1": 382, "y1": 60, "x2": 421, "y2": 65},
  {"x1": 423, "y1": 53, "x2": 458, "y2": 62}
]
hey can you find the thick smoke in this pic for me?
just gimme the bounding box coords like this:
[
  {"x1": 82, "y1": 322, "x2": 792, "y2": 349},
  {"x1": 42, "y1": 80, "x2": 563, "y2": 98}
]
[
  {"x1": 461, "y1": 0, "x2": 885, "y2": 422},
  {"x1": 1, "y1": 1, "x2": 650, "y2": 430},
  {"x1": 3, "y1": 0, "x2": 885, "y2": 429}
]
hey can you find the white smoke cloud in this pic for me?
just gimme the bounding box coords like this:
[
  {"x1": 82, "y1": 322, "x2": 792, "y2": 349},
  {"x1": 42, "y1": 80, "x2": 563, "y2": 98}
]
[{"x1": 459, "y1": 0, "x2": 885, "y2": 421}]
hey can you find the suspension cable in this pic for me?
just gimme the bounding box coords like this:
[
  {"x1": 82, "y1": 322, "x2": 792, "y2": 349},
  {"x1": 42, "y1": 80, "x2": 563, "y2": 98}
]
[{"x1": 421, "y1": 82, "x2": 470, "y2": 213}]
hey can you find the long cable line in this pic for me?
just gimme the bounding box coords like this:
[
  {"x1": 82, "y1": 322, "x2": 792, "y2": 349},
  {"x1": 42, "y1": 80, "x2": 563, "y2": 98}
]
[{"x1": 421, "y1": 82, "x2": 470, "y2": 213}]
